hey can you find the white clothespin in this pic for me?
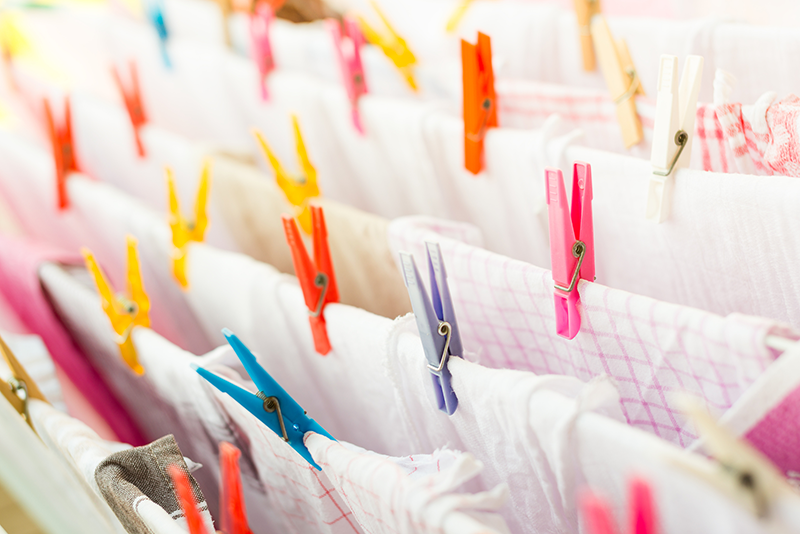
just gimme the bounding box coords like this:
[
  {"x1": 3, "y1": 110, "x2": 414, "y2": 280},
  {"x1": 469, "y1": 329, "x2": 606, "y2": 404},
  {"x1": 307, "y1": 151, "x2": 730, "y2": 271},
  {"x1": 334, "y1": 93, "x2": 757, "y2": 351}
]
[{"x1": 647, "y1": 55, "x2": 703, "y2": 223}]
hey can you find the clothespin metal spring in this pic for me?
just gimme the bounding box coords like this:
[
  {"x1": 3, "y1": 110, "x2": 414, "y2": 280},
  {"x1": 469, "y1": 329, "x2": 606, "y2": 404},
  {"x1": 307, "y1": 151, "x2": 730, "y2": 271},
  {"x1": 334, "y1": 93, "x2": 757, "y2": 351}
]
[
  {"x1": 427, "y1": 321, "x2": 453, "y2": 373},
  {"x1": 652, "y1": 130, "x2": 688, "y2": 177},
  {"x1": 553, "y1": 240, "x2": 588, "y2": 293},
  {"x1": 256, "y1": 391, "x2": 289, "y2": 442}
]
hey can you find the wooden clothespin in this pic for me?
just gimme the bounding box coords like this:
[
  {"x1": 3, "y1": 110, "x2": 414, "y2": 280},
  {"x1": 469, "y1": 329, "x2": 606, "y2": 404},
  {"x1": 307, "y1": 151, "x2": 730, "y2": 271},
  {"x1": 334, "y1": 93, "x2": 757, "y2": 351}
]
[
  {"x1": 647, "y1": 55, "x2": 703, "y2": 223},
  {"x1": 590, "y1": 16, "x2": 644, "y2": 148},
  {"x1": 462, "y1": 32, "x2": 497, "y2": 175},
  {"x1": 546, "y1": 162, "x2": 595, "y2": 339},
  {"x1": 112, "y1": 61, "x2": 147, "y2": 158},
  {"x1": 329, "y1": 17, "x2": 368, "y2": 134},
  {"x1": 212, "y1": 0, "x2": 233, "y2": 47},
  {"x1": 357, "y1": 1, "x2": 417, "y2": 91},
  {"x1": 0, "y1": 334, "x2": 49, "y2": 431},
  {"x1": 283, "y1": 206, "x2": 339, "y2": 355},
  {"x1": 250, "y1": 2, "x2": 275, "y2": 101},
  {"x1": 167, "y1": 161, "x2": 211, "y2": 288},
  {"x1": 581, "y1": 477, "x2": 657, "y2": 534},
  {"x1": 253, "y1": 116, "x2": 320, "y2": 234},
  {"x1": 44, "y1": 97, "x2": 79, "y2": 210},
  {"x1": 82, "y1": 236, "x2": 151, "y2": 376},
  {"x1": 445, "y1": 0, "x2": 475, "y2": 33},
  {"x1": 573, "y1": 0, "x2": 602, "y2": 71},
  {"x1": 219, "y1": 442, "x2": 253, "y2": 533}
]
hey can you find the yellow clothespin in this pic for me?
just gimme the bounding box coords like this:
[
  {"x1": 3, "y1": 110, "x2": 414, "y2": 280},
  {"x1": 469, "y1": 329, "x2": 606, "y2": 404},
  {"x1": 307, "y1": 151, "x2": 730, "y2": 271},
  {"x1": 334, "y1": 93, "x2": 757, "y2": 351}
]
[
  {"x1": 573, "y1": 0, "x2": 602, "y2": 71},
  {"x1": 253, "y1": 115, "x2": 320, "y2": 234},
  {"x1": 0, "y1": 334, "x2": 48, "y2": 431},
  {"x1": 167, "y1": 160, "x2": 211, "y2": 287},
  {"x1": 82, "y1": 236, "x2": 150, "y2": 375},
  {"x1": 590, "y1": 15, "x2": 644, "y2": 148},
  {"x1": 445, "y1": 0, "x2": 475, "y2": 33},
  {"x1": 357, "y1": 1, "x2": 417, "y2": 91}
]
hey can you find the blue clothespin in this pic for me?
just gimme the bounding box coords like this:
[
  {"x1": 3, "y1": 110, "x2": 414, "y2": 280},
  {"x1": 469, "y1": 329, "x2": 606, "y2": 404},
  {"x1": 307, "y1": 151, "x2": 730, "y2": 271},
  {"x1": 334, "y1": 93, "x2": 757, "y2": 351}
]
[
  {"x1": 399, "y1": 242, "x2": 463, "y2": 415},
  {"x1": 146, "y1": 0, "x2": 171, "y2": 68},
  {"x1": 193, "y1": 329, "x2": 335, "y2": 470}
]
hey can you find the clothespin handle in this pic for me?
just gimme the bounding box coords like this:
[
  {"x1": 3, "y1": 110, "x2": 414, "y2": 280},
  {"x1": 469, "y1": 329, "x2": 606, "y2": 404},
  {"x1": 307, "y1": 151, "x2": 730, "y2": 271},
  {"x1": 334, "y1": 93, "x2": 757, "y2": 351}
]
[
  {"x1": 357, "y1": 1, "x2": 417, "y2": 91},
  {"x1": 112, "y1": 62, "x2": 147, "y2": 157},
  {"x1": 44, "y1": 97, "x2": 78, "y2": 210},
  {"x1": 250, "y1": 2, "x2": 274, "y2": 101},
  {"x1": 462, "y1": 32, "x2": 497, "y2": 175}
]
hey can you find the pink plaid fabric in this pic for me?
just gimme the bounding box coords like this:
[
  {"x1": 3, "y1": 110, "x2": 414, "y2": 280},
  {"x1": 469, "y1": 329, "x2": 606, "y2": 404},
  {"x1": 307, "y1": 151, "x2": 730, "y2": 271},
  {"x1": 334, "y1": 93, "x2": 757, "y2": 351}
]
[{"x1": 389, "y1": 217, "x2": 784, "y2": 448}]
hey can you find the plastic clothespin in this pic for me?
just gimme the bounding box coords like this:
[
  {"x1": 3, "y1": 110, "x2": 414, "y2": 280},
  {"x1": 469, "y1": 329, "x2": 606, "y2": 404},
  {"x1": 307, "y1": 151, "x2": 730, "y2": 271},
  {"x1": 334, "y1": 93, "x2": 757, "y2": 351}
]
[
  {"x1": 283, "y1": 206, "x2": 339, "y2": 356},
  {"x1": 249, "y1": 2, "x2": 275, "y2": 101},
  {"x1": 253, "y1": 117, "x2": 320, "y2": 234},
  {"x1": 399, "y1": 242, "x2": 463, "y2": 415},
  {"x1": 167, "y1": 162, "x2": 211, "y2": 288},
  {"x1": 44, "y1": 97, "x2": 78, "y2": 210},
  {"x1": 581, "y1": 477, "x2": 657, "y2": 534},
  {"x1": 546, "y1": 162, "x2": 595, "y2": 340},
  {"x1": 647, "y1": 55, "x2": 703, "y2": 223},
  {"x1": 220, "y1": 442, "x2": 253, "y2": 534},
  {"x1": 445, "y1": 0, "x2": 475, "y2": 33},
  {"x1": 168, "y1": 465, "x2": 208, "y2": 534},
  {"x1": 573, "y1": 0, "x2": 602, "y2": 71},
  {"x1": 357, "y1": 1, "x2": 417, "y2": 91},
  {"x1": 194, "y1": 329, "x2": 336, "y2": 470},
  {"x1": 0, "y1": 334, "x2": 49, "y2": 431},
  {"x1": 82, "y1": 236, "x2": 151, "y2": 375},
  {"x1": 146, "y1": 0, "x2": 171, "y2": 68},
  {"x1": 590, "y1": 16, "x2": 644, "y2": 148},
  {"x1": 462, "y1": 32, "x2": 497, "y2": 175},
  {"x1": 328, "y1": 17, "x2": 368, "y2": 134},
  {"x1": 111, "y1": 61, "x2": 147, "y2": 158}
]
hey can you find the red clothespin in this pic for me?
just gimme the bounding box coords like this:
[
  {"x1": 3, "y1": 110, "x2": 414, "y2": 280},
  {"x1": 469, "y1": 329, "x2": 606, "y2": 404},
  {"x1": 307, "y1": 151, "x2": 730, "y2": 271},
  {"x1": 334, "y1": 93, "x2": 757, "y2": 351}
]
[
  {"x1": 282, "y1": 205, "x2": 339, "y2": 355},
  {"x1": 582, "y1": 477, "x2": 657, "y2": 534},
  {"x1": 461, "y1": 32, "x2": 497, "y2": 175},
  {"x1": 168, "y1": 464, "x2": 208, "y2": 534},
  {"x1": 111, "y1": 62, "x2": 147, "y2": 158},
  {"x1": 249, "y1": 2, "x2": 275, "y2": 101},
  {"x1": 546, "y1": 162, "x2": 595, "y2": 339},
  {"x1": 219, "y1": 442, "x2": 253, "y2": 534},
  {"x1": 44, "y1": 97, "x2": 78, "y2": 210},
  {"x1": 328, "y1": 16, "x2": 368, "y2": 134}
]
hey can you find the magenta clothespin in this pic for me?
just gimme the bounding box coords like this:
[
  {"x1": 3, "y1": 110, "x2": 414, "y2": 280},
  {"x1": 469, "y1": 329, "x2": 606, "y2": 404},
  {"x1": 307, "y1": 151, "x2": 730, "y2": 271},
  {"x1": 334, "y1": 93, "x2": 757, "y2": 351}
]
[
  {"x1": 581, "y1": 477, "x2": 657, "y2": 534},
  {"x1": 546, "y1": 162, "x2": 595, "y2": 339},
  {"x1": 328, "y1": 17, "x2": 367, "y2": 134},
  {"x1": 250, "y1": 2, "x2": 275, "y2": 101}
]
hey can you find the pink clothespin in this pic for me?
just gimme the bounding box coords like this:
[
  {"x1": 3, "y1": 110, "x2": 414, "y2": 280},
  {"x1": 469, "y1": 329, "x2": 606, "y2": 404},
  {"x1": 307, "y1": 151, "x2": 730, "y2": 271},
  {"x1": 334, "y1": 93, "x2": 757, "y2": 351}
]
[
  {"x1": 249, "y1": 2, "x2": 275, "y2": 101},
  {"x1": 546, "y1": 162, "x2": 595, "y2": 339},
  {"x1": 328, "y1": 17, "x2": 368, "y2": 134},
  {"x1": 582, "y1": 478, "x2": 657, "y2": 534}
]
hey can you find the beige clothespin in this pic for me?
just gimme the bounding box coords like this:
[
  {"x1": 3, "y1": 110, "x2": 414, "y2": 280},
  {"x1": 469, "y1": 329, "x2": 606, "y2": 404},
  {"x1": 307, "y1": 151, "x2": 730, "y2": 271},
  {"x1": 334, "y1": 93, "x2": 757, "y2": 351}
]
[
  {"x1": 573, "y1": 0, "x2": 602, "y2": 71},
  {"x1": 647, "y1": 54, "x2": 703, "y2": 223},
  {"x1": 0, "y1": 334, "x2": 48, "y2": 431}
]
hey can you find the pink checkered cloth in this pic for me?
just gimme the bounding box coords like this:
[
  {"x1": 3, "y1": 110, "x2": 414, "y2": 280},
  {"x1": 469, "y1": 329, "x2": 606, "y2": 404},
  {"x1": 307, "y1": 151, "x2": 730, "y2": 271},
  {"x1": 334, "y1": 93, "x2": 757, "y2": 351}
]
[{"x1": 388, "y1": 217, "x2": 794, "y2": 449}]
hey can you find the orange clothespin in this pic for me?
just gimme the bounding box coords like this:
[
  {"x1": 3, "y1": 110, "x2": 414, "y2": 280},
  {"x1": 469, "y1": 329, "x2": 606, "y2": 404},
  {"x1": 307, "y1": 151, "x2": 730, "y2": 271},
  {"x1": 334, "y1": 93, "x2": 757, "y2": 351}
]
[
  {"x1": 461, "y1": 32, "x2": 497, "y2": 175},
  {"x1": 82, "y1": 236, "x2": 151, "y2": 375},
  {"x1": 44, "y1": 97, "x2": 79, "y2": 210},
  {"x1": 0, "y1": 334, "x2": 49, "y2": 431},
  {"x1": 253, "y1": 116, "x2": 319, "y2": 234},
  {"x1": 283, "y1": 205, "x2": 339, "y2": 355},
  {"x1": 573, "y1": 0, "x2": 602, "y2": 71},
  {"x1": 167, "y1": 162, "x2": 211, "y2": 288},
  {"x1": 112, "y1": 61, "x2": 147, "y2": 158},
  {"x1": 168, "y1": 465, "x2": 208, "y2": 534},
  {"x1": 220, "y1": 442, "x2": 253, "y2": 534},
  {"x1": 357, "y1": 1, "x2": 417, "y2": 91}
]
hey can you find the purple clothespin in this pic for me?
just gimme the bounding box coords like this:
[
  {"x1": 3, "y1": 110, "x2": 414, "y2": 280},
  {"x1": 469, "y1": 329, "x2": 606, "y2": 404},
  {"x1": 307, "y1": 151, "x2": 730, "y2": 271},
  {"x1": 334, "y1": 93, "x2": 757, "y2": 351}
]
[
  {"x1": 328, "y1": 17, "x2": 368, "y2": 134},
  {"x1": 250, "y1": 3, "x2": 275, "y2": 101},
  {"x1": 399, "y1": 242, "x2": 463, "y2": 415}
]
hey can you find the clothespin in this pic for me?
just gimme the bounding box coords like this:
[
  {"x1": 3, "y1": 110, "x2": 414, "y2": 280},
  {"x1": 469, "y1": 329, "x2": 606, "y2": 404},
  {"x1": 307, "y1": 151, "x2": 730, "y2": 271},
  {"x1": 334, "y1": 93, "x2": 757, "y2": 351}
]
[
  {"x1": 194, "y1": 329, "x2": 336, "y2": 470},
  {"x1": 357, "y1": 1, "x2": 417, "y2": 91},
  {"x1": 283, "y1": 206, "x2": 339, "y2": 356},
  {"x1": 462, "y1": 32, "x2": 497, "y2": 175},
  {"x1": 219, "y1": 442, "x2": 253, "y2": 534},
  {"x1": 145, "y1": 0, "x2": 171, "y2": 68},
  {"x1": 399, "y1": 242, "x2": 463, "y2": 415},
  {"x1": 111, "y1": 61, "x2": 147, "y2": 157},
  {"x1": 249, "y1": 2, "x2": 275, "y2": 101},
  {"x1": 581, "y1": 477, "x2": 657, "y2": 534},
  {"x1": 328, "y1": 17, "x2": 368, "y2": 134},
  {"x1": 168, "y1": 465, "x2": 209, "y2": 534},
  {"x1": 82, "y1": 236, "x2": 151, "y2": 375},
  {"x1": 647, "y1": 55, "x2": 703, "y2": 223},
  {"x1": 0, "y1": 334, "x2": 49, "y2": 431},
  {"x1": 445, "y1": 0, "x2": 475, "y2": 32},
  {"x1": 44, "y1": 97, "x2": 78, "y2": 210},
  {"x1": 167, "y1": 162, "x2": 211, "y2": 288},
  {"x1": 573, "y1": 0, "x2": 602, "y2": 71},
  {"x1": 546, "y1": 162, "x2": 595, "y2": 340},
  {"x1": 253, "y1": 117, "x2": 319, "y2": 234},
  {"x1": 590, "y1": 16, "x2": 644, "y2": 148}
]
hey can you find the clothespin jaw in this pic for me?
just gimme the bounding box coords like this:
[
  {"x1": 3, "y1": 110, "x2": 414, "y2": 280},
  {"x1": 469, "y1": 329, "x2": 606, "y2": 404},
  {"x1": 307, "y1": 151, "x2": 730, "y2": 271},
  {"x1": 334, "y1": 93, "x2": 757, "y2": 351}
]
[
  {"x1": 328, "y1": 17, "x2": 368, "y2": 134},
  {"x1": 146, "y1": 0, "x2": 171, "y2": 68},
  {"x1": 546, "y1": 163, "x2": 595, "y2": 340},
  {"x1": 0, "y1": 334, "x2": 49, "y2": 431},
  {"x1": 82, "y1": 238, "x2": 150, "y2": 375},
  {"x1": 357, "y1": 1, "x2": 417, "y2": 91},
  {"x1": 283, "y1": 206, "x2": 339, "y2": 355},
  {"x1": 219, "y1": 442, "x2": 253, "y2": 534},
  {"x1": 573, "y1": 0, "x2": 602, "y2": 71},
  {"x1": 168, "y1": 465, "x2": 207, "y2": 534},
  {"x1": 461, "y1": 32, "x2": 497, "y2": 175},
  {"x1": 399, "y1": 242, "x2": 463, "y2": 415},
  {"x1": 166, "y1": 162, "x2": 211, "y2": 287},
  {"x1": 590, "y1": 16, "x2": 644, "y2": 148},
  {"x1": 647, "y1": 55, "x2": 703, "y2": 223},
  {"x1": 111, "y1": 61, "x2": 147, "y2": 157},
  {"x1": 44, "y1": 97, "x2": 78, "y2": 210},
  {"x1": 581, "y1": 477, "x2": 657, "y2": 534},
  {"x1": 194, "y1": 329, "x2": 336, "y2": 470},
  {"x1": 249, "y1": 2, "x2": 275, "y2": 101}
]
